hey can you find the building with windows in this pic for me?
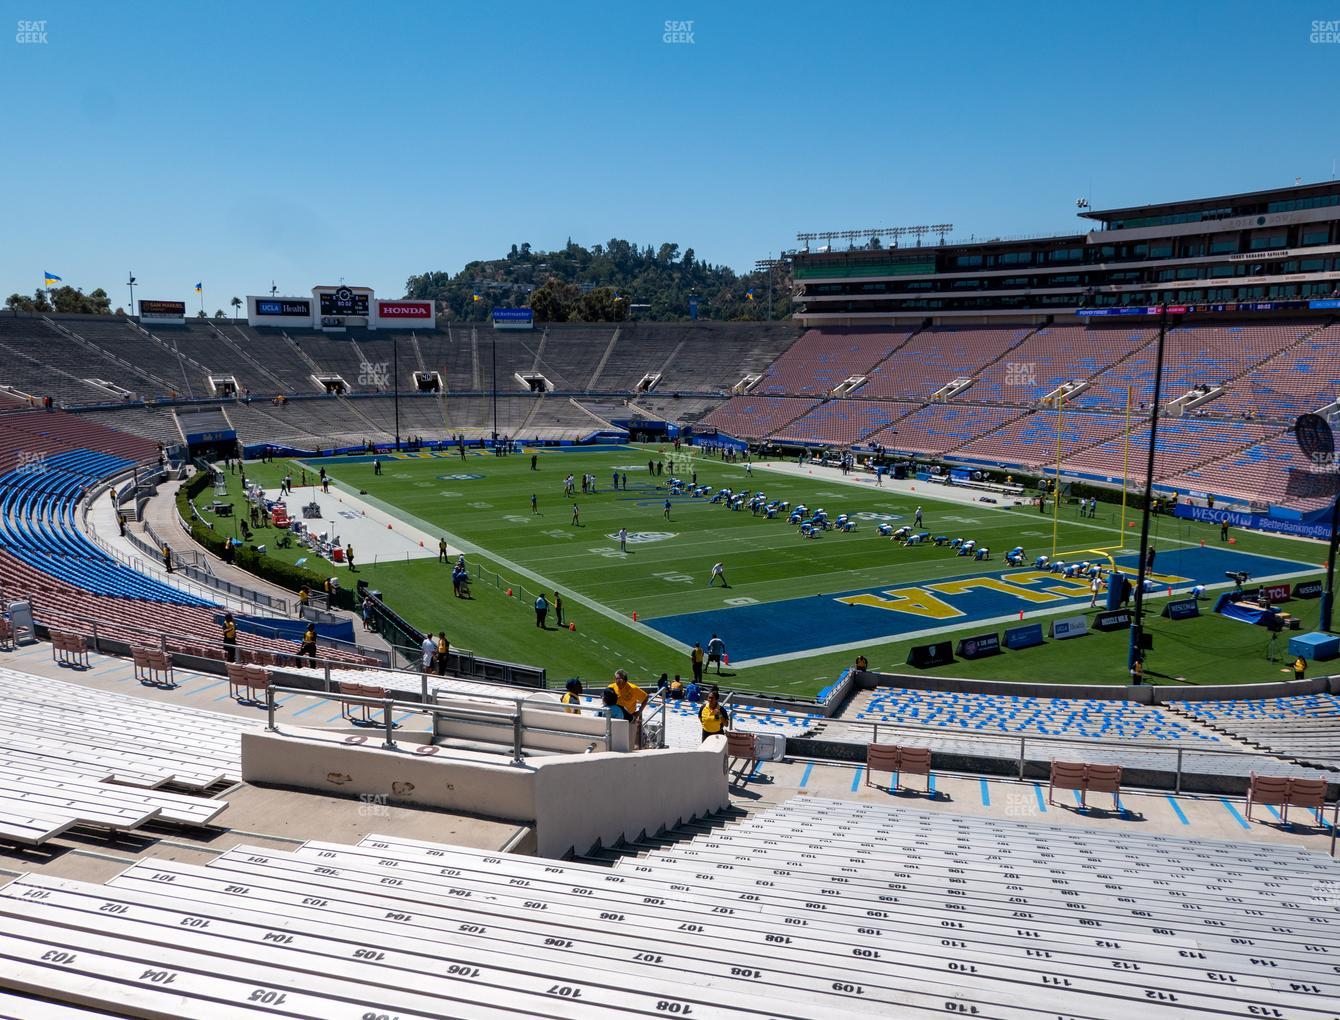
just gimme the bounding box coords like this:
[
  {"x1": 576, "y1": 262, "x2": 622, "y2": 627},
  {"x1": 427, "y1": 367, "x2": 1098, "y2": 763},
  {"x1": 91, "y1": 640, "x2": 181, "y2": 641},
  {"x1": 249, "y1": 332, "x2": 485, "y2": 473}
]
[{"x1": 793, "y1": 182, "x2": 1340, "y2": 324}]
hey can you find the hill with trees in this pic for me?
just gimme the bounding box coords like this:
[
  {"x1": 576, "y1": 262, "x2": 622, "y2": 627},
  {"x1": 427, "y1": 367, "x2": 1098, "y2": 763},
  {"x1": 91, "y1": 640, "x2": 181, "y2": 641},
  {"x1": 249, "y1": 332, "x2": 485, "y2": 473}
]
[
  {"x1": 5, "y1": 286, "x2": 115, "y2": 315},
  {"x1": 404, "y1": 238, "x2": 789, "y2": 323}
]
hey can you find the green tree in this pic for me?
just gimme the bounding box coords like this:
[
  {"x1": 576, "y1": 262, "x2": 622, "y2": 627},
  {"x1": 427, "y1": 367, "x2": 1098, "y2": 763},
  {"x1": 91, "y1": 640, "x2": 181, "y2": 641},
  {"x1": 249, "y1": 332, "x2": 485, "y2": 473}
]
[{"x1": 230, "y1": 296, "x2": 242, "y2": 320}]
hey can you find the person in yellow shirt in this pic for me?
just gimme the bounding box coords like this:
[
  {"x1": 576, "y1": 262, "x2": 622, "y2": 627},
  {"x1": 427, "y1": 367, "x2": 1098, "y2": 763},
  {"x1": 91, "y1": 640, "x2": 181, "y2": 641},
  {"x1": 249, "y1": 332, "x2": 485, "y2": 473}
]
[
  {"x1": 699, "y1": 685, "x2": 730, "y2": 742},
  {"x1": 221, "y1": 613, "x2": 238, "y2": 663},
  {"x1": 607, "y1": 669, "x2": 648, "y2": 716},
  {"x1": 561, "y1": 678, "x2": 584, "y2": 714}
]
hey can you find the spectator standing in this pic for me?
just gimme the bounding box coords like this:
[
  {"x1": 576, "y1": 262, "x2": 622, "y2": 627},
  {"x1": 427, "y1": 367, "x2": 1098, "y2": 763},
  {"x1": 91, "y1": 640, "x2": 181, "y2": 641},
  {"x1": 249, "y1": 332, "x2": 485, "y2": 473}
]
[
  {"x1": 420, "y1": 633, "x2": 436, "y2": 672},
  {"x1": 699, "y1": 686, "x2": 730, "y2": 742},
  {"x1": 690, "y1": 642, "x2": 704, "y2": 683},
  {"x1": 435, "y1": 632, "x2": 450, "y2": 676},
  {"x1": 554, "y1": 591, "x2": 565, "y2": 628},
  {"x1": 299, "y1": 623, "x2": 318, "y2": 668},
  {"x1": 535, "y1": 593, "x2": 548, "y2": 628},
  {"x1": 222, "y1": 613, "x2": 238, "y2": 662}
]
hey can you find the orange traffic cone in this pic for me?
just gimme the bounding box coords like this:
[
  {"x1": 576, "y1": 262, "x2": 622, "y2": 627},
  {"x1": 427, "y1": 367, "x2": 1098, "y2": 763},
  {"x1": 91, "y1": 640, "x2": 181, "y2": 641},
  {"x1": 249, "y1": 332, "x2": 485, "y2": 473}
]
[
  {"x1": 568, "y1": 622, "x2": 575, "y2": 632},
  {"x1": 1018, "y1": 610, "x2": 1023, "y2": 621},
  {"x1": 506, "y1": 588, "x2": 513, "y2": 597},
  {"x1": 632, "y1": 611, "x2": 638, "y2": 622}
]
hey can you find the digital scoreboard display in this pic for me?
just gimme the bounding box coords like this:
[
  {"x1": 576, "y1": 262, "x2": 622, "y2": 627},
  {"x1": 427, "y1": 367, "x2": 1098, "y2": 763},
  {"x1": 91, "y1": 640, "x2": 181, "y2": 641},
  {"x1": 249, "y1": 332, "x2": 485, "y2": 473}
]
[{"x1": 319, "y1": 287, "x2": 369, "y2": 317}]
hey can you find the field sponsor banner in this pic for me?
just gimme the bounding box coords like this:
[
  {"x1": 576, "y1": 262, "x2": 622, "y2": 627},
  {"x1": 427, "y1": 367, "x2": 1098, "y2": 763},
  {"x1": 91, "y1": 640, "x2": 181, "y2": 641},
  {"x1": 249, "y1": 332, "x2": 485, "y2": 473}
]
[
  {"x1": 492, "y1": 308, "x2": 534, "y2": 330},
  {"x1": 1294, "y1": 579, "x2": 1324, "y2": 598},
  {"x1": 906, "y1": 641, "x2": 954, "y2": 668},
  {"x1": 1092, "y1": 609, "x2": 1131, "y2": 632},
  {"x1": 955, "y1": 632, "x2": 1000, "y2": 659},
  {"x1": 377, "y1": 300, "x2": 433, "y2": 320},
  {"x1": 138, "y1": 299, "x2": 186, "y2": 320},
  {"x1": 1049, "y1": 616, "x2": 1088, "y2": 640},
  {"x1": 1003, "y1": 623, "x2": 1044, "y2": 650},
  {"x1": 1173, "y1": 503, "x2": 1331, "y2": 540},
  {"x1": 1162, "y1": 598, "x2": 1200, "y2": 620}
]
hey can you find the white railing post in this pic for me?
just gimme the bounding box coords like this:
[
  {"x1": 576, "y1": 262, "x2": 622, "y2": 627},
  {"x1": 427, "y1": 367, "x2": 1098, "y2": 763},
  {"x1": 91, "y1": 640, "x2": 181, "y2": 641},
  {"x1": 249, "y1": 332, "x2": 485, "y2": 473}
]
[{"x1": 381, "y1": 699, "x2": 396, "y2": 750}]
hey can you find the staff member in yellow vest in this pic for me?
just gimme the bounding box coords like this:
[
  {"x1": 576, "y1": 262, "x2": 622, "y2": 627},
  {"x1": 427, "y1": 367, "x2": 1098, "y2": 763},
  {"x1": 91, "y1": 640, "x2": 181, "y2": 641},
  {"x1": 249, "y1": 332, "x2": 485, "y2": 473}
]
[
  {"x1": 222, "y1": 613, "x2": 238, "y2": 663},
  {"x1": 699, "y1": 685, "x2": 730, "y2": 742},
  {"x1": 561, "y1": 678, "x2": 584, "y2": 714},
  {"x1": 607, "y1": 669, "x2": 649, "y2": 746}
]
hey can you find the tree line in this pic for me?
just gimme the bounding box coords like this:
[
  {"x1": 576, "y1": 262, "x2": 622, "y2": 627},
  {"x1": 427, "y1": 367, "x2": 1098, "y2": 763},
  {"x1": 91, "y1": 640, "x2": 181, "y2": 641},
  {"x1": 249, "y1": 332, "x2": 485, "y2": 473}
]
[{"x1": 405, "y1": 238, "x2": 790, "y2": 323}]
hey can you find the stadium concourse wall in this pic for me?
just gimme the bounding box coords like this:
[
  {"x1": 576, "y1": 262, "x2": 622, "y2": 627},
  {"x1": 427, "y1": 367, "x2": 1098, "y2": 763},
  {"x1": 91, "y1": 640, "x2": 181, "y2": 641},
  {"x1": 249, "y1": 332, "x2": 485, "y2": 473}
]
[{"x1": 240, "y1": 729, "x2": 730, "y2": 858}]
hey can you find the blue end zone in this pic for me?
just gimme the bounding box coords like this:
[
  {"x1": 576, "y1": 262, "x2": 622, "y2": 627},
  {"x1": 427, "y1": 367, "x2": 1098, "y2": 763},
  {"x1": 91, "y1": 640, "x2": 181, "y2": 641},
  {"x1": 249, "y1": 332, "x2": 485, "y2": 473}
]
[{"x1": 643, "y1": 546, "x2": 1318, "y2": 660}]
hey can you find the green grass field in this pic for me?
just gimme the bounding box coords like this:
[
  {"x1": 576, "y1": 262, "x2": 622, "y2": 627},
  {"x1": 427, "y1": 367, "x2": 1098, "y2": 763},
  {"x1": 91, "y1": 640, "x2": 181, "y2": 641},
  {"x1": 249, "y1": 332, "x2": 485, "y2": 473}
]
[{"x1": 192, "y1": 444, "x2": 1327, "y2": 698}]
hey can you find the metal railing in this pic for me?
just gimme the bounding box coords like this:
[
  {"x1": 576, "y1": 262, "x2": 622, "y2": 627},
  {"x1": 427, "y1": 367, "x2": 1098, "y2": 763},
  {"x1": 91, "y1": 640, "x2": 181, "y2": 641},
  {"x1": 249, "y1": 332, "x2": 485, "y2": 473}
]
[
  {"x1": 262, "y1": 683, "x2": 622, "y2": 766},
  {"x1": 852, "y1": 717, "x2": 1333, "y2": 794},
  {"x1": 21, "y1": 597, "x2": 379, "y2": 666}
]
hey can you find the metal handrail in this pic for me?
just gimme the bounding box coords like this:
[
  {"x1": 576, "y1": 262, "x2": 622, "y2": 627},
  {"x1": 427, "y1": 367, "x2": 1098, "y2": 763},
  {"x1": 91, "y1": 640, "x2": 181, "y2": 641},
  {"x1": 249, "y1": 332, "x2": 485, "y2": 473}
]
[
  {"x1": 851, "y1": 716, "x2": 1333, "y2": 792},
  {"x1": 263, "y1": 684, "x2": 620, "y2": 766}
]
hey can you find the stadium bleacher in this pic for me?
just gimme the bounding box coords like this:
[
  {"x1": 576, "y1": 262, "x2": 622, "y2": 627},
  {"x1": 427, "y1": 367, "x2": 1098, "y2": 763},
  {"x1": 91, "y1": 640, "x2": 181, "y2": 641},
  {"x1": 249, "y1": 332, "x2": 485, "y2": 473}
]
[
  {"x1": 865, "y1": 403, "x2": 1024, "y2": 455},
  {"x1": 859, "y1": 325, "x2": 1035, "y2": 400},
  {"x1": 968, "y1": 325, "x2": 1149, "y2": 405},
  {"x1": 1171, "y1": 693, "x2": 1340, "y2": 771},
  {"x1": 955, "y1": 408, "x2": 1129, "y2": 469},
  {"x1": 1072, "y1": 321, "x2": 1317, "y2": 412},
  {"x1": 772, "y1": 398, "x2": 918, "y2": 446},
  {"x1": 1, "y1": 794, "x2": 1335, "y2": 1017},
  {"x1": 700, "y1": 395, "x2": 821, "y2": 439},
  {"x1": 755, "y1": 327, "x2": 912, "y2": 396},
  {"x1": 0, "y1": 667, "x2": 246, "y2": 844}
]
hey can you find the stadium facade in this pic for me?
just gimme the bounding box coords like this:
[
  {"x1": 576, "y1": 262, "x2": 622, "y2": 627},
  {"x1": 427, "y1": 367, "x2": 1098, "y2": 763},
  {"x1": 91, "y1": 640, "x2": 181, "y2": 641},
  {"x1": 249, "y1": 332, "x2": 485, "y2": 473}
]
[{"x1": 793, "y1": 181, "x2": 1340, "y2": 323}]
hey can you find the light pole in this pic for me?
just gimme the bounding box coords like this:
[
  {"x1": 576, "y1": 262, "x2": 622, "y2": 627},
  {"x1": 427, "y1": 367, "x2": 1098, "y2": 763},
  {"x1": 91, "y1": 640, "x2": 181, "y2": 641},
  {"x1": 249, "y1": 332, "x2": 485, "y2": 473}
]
[
  {"x1": 392, "y1": 330, "x2": 401, "y2": 451},
  {"x1": 127, "y1": 273, "x2": 137, "y2": 316},
  {"x1": 1127, "y1": 301, "x2": 1175, "y2": 680}
]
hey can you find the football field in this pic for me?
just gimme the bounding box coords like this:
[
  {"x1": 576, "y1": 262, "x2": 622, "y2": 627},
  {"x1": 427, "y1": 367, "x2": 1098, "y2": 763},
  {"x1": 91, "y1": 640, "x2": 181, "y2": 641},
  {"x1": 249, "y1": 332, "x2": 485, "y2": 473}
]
[{"x1": 209, "y1": 444, "x2": 1326, "y2": 696}]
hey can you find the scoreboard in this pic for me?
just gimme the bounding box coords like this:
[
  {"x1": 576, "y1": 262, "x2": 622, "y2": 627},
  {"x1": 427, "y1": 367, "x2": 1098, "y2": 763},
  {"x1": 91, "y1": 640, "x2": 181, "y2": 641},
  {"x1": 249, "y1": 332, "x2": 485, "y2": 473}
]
[{"x1": 318, "y1": 287, "x2": 370, "y2": 318}]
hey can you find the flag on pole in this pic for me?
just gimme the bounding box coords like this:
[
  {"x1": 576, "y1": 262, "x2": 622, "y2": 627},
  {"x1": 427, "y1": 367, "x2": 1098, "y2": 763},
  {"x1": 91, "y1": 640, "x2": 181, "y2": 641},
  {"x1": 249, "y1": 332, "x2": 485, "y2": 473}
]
[
  {"x1": 195, "y1": 282, "x2": 203, "y2": 294},
  {"x1": 744, "y1": 289, "x2": 755, "y2": 301},
  {"x1": 43, "y1": 272, "x2": 61, "y2": 286}
]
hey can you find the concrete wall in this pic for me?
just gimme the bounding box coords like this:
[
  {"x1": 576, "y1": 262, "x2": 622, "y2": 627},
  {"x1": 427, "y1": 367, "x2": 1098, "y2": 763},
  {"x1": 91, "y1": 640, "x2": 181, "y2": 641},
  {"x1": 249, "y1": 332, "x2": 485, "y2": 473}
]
[{"x1": 240, "y1": 730, "x2": 729, "y2": 858}]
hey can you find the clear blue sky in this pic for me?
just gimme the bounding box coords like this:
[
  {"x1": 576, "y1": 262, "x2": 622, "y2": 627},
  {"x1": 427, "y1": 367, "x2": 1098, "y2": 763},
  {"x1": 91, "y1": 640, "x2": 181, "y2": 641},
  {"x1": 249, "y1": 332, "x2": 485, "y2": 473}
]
[{"x1": 2, "y1": 0, "x2": 1337, "y2": 309}]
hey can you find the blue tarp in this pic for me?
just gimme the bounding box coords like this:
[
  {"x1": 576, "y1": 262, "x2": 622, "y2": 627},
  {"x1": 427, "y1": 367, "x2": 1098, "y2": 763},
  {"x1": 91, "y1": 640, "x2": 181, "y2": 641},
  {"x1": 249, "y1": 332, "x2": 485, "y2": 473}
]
[
  {"x1": 223, "y1": 614, "x2": 355, "y2": 645},
  {"x1": 1213, "y1": 592, "x2": 1276, "y2": 626}
]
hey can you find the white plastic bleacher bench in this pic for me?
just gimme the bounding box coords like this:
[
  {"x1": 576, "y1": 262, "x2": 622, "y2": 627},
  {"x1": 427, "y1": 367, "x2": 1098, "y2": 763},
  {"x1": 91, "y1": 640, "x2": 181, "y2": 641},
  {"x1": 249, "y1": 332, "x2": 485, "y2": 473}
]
[{"x1": 131, "y1": 645, "x2": 174, "y2": 688}]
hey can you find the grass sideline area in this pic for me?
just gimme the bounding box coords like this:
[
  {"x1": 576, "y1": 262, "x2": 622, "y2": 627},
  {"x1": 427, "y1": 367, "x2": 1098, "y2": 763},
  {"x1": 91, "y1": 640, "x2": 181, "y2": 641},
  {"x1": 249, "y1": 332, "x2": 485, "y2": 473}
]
[{"x1": 187, "y1": 444, "x2": 1327, "y2": 698}]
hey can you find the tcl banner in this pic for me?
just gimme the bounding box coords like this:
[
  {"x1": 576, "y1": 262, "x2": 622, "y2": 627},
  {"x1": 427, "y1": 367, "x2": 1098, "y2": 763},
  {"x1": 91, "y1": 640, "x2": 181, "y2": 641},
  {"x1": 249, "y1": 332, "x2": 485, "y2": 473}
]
[{"x1": 376, "y1": 301, "x2": 433, "y2": 320}]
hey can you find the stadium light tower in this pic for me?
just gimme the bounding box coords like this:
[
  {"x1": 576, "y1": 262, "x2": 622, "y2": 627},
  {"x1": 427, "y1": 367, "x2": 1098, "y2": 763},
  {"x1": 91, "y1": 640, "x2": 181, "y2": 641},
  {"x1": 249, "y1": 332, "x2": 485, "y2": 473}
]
[
  {"x1": 392, "y1": 331, "x2": 401, "y2": 452},
  {"x1": 1127, "y1": 301, "x2": 1178, "y2": 682},
  {"x1": 126, "y1": 273, "x2": 136, "y2": 316}
]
